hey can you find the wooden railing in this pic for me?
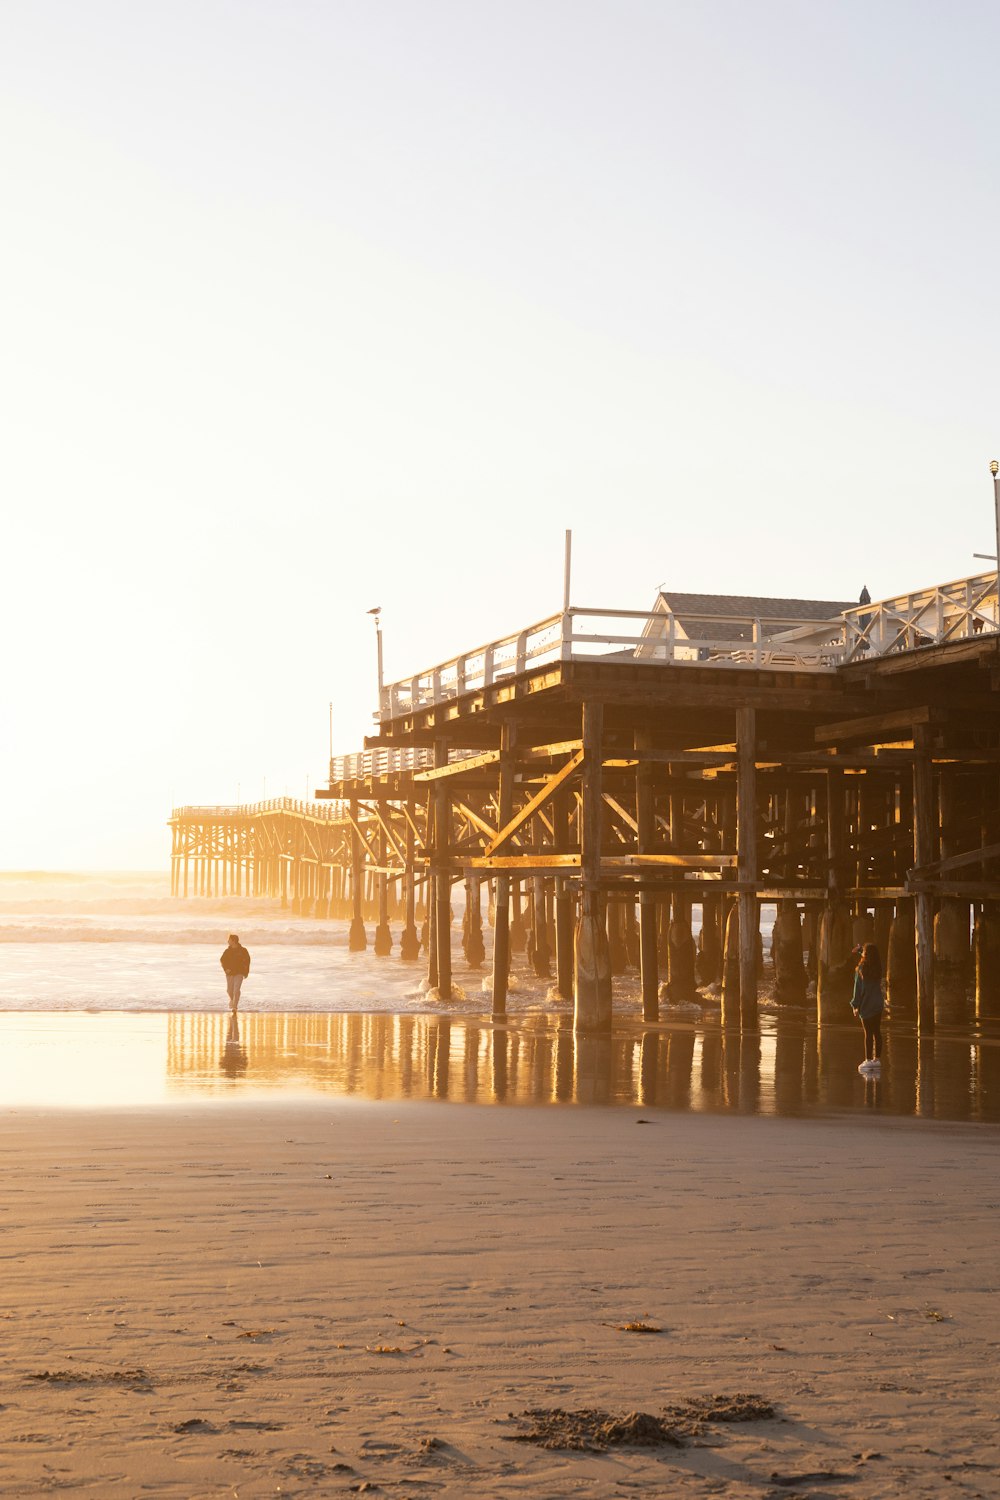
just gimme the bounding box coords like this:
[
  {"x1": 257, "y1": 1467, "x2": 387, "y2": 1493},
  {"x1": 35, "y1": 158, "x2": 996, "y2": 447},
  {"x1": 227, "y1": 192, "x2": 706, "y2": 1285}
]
[
  {"x1": 171, "y1": 796, "x2": 349, "y2": 822},
  {"x1": 379, "y1": 606, "x2": 846, "y2": 717},
  {"x1": 841, "y1": 571, "x2": 999, "y2": 660},
  {"x1": 329, "y1": 746, "x2": 478, "y2": 783},
  {"x1": 377, "y1": 571, "x2": 1000, "y2": 717}
]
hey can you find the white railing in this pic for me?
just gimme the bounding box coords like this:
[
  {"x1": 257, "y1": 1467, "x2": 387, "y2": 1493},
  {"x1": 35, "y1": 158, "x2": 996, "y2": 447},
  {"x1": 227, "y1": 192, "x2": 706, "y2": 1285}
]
[
  {"x1": 330, "y1": 745, "x2": 478, "y2": 783},
  {"x1": 379, "y1": 606, "x2": 846, "y2": 717},
  {"x1": 171, "y1": 796, "x2": 349, "y2": 822},
  {"x1": 372, "y1": 570, "x2": 999, "y2": 717},
  {"x1": 842, "y1": 571, "x2": 999, "y2": 660}
]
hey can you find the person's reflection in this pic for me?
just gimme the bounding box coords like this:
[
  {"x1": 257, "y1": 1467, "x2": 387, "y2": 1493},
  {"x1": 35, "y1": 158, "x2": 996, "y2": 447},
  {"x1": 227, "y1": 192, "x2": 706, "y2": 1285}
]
[{"x1": 220, "y1": 1012, "x2": 248, "y2": 1078}]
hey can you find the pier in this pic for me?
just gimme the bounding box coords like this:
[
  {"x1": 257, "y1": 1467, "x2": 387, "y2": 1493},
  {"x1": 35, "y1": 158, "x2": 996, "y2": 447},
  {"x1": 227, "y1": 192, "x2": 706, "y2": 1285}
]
[{"x1": 170, "y1": 568, "x2": 1000, "y2": 1031}]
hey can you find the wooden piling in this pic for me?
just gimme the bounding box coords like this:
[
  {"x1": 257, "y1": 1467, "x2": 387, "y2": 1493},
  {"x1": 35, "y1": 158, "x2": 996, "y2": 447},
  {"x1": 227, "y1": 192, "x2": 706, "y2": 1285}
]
[
  {"x1": 912, "y1": 728, "x2": 935, "y2": 1030},
  {"x1": 551, "y1": 786, "x2": 575, "y2": 1002},
  {"x1": 736, "y1": 705, "x2": 758, "y2": 1029},
  {"x1": 348, "y1": 798, "x2": 367, "y2": 952},
  {"x1": 373, "y1": 817, "x2": 392, "y2": 956},
  {"x1": 635, "y1": 729, "x2": 659, "y2": 1021},
  {"x1": 574, "y1": 701, "x2": 612, "y2": 1032},
  {"x1": 490, "y1": 723, "x2": 516, "y2": 1018}
]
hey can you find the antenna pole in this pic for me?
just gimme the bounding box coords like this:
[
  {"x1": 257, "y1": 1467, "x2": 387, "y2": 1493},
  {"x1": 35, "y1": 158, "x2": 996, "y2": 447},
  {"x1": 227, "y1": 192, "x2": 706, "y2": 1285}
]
[{"x1": 563, "y1": 529, "x2": 572, "y2": 613}]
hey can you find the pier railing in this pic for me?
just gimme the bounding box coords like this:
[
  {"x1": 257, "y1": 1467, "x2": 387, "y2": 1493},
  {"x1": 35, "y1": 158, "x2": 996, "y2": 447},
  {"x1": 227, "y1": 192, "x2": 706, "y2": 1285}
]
[
  {"x1": 378, "y1": 607, "x2": 847, "y2": 718},
  {"x1": 171, "y1": 796, "x2": 349, "y2": 822},
  {"x1": 328, "y1": 746, "x2": 479, "y2": 783},
  {"x1": 841, "y1": 571, "x2": 998, "y2": 660},
  {"x1": 378, "y1": 570, "x2": 1000, "y2": 717}
]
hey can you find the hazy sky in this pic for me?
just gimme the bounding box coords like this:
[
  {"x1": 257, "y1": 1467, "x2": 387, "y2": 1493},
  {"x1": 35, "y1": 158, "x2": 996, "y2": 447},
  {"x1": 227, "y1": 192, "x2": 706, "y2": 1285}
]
[{"x1": 3, "y1": 0, "x2": 1000, "y2": 867}]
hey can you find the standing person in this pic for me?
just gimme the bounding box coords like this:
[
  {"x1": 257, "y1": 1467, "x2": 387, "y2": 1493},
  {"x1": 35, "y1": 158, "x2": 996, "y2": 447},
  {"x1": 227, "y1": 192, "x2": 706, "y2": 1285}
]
[
  {"x1": 851, "y1": 941, "x2": 884, "y2": 1075},
  {"x1": 220, "y1": 934, "x2": 251, "y2": 1012}
]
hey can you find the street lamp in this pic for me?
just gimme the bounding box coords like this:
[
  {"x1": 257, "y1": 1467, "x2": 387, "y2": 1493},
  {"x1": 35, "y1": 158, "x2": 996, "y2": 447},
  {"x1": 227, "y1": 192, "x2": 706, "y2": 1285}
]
[{"x1": 367, "y1": 606, "x2": 384, "y2": 704}]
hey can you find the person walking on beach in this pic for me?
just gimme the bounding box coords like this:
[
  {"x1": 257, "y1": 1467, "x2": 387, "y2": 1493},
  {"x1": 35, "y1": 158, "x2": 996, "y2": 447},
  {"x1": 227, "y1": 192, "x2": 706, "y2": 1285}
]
[
  {"x1": 220, "y1": 934, "x2": 251, "y2": 1012},
  {"x1": 851, "y1": 942, "x2": 884, "y2": 1075}
]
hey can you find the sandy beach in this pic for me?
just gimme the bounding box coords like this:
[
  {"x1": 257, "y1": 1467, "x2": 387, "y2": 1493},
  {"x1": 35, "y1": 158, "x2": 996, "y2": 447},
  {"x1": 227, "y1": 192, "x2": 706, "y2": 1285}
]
[{"x1": 0, "y1": 1094, "x2": 997, "y2": 1498}]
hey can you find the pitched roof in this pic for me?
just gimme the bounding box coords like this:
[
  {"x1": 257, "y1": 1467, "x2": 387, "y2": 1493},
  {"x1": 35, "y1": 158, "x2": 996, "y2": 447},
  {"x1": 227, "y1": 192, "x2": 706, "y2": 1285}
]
[
  {"x1": 655, "y1": 591, "x2": 853, "y2": 644},
  {"x1": 658, "y1": 591, "x2": 853, "y2": 622}
]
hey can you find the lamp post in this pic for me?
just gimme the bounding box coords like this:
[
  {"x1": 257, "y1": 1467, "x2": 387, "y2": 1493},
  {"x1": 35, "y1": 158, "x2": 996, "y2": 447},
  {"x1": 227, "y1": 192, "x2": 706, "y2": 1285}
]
[
  {"x1": 991, "y1": 461, "x2": 1000, "y2": 590},
  {"x1": 367, "y1": 606, "x2": 383, "y2": 712}
]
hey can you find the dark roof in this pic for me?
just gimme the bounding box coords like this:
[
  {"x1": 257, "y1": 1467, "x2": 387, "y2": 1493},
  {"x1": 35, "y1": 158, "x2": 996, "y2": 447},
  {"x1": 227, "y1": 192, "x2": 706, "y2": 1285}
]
[
  {"x1": 658, "y1": 591, "x2": 852, "y2": 621},
  {"x1": 656, "y1": 591, "x2": 853, "y2": 643}
]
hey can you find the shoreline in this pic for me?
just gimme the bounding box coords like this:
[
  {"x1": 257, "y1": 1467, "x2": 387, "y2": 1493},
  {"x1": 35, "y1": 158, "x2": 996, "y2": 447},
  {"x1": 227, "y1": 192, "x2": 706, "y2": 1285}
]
[{"x1": 0, "y1": 1008, "x2": 998, "y2": 1123}]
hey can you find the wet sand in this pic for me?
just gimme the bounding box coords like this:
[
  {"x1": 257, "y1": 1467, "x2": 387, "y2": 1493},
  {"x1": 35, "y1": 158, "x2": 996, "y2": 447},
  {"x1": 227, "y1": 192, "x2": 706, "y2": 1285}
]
[{"x1": 0, "y1": 1093, "x2": 997, "y2": 1497}]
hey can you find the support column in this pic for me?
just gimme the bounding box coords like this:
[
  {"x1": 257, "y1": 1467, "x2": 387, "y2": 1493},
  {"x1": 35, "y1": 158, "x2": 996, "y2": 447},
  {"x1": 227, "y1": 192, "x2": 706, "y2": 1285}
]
[
  {"x1": 736, "y1": 705, "x2": 758, "y2": 1029},
  {"x1": 934, "y1": 770, "x2": 970, "y2": 1025},
  {"x1": 913, "y1": 728, "x2": 935, "y2": 1030},
  {"x1": 400, "y1": 807, "x2": 421, "y2": 959},
  {"x1": 552, "y1": 786, "x2": 575, "y2": 1001},
  {"x1": 490, "y1": 723, "x2": 516, "y2": 1017},
  {"x1": 975, "y1": 906, "x2": 1000, "y2": 1018},
  {"x1": 772, "y1": 899, "x2": 806, "y2": 1004},
  {"x1": 348, "y1": 800, "x2": 367, "y2": 951},
  {"x1": 818, "y1": 768, "x2": 853, "y2": 1022},
  {"x1": 696, "y1": 893, "x2": 723, "y2": 986},
  {"x1": 373, "y1": 816, "x2": 392, "y2": 956},
  {"x1": 667, "y1": 893, "x2": 698, "y2": 1003},
  {"x1": 463, "y1": 874, "x2": 485, "y2": 968},
  {"x1": 433, "y1": 742, "x2": 452, "y2": 1001},
  {"x1": 575, "y1": 701, "x2": 612, "y2": 1032},
  {"x1": 635, "y1": 729, "x2": 658, "y2": 1021}
]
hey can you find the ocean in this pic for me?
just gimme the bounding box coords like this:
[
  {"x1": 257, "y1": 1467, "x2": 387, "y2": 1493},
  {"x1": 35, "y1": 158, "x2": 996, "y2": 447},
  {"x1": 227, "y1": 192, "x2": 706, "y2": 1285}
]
[{"x1": 0, "y1": 870, "x2": 571, "y2": 1016}]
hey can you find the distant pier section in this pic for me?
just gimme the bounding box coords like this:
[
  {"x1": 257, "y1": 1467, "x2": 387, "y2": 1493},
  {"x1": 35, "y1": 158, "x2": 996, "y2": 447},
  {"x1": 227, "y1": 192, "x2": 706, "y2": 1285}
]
[{"x1": 171, "y1": 569, "x2": 1000, "y2": 1032}]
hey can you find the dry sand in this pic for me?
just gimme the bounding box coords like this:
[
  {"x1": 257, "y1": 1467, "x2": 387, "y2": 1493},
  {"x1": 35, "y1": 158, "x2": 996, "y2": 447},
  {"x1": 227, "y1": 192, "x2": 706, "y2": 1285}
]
[{"x1": 0, "y1": 1099, "x2": 997, "y2": 1498}]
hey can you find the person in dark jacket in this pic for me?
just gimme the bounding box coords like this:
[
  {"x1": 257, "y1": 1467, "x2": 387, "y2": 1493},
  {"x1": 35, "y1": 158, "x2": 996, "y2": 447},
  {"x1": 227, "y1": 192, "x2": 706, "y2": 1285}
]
[
  {"x1": 220, "y1": 934, "x2": 251, "y2": 1012},
  {"x1": 851, "y1": 942, "x2": 884, "y2": 1072}
]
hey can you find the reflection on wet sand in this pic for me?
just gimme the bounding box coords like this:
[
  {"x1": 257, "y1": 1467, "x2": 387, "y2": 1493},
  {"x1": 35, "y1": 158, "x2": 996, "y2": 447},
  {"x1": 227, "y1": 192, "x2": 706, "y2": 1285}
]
[{"x1": 166, "y1": 1012, "x2": 1000, "y2": 1121}]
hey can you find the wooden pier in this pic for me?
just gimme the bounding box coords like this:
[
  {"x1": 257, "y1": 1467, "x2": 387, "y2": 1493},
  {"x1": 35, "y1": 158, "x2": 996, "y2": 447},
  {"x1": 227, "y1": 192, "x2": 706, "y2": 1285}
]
[{"x1": 171, "y1": 569, "x2": 1000, "y2": 1032}]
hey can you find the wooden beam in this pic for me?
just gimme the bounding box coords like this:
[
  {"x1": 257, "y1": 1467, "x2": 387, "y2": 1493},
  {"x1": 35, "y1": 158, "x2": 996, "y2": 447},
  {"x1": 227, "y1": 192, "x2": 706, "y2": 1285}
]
[
  {"x1": 453, "y1": 800, "x2": 498, "y2": 842},
  {"x1": 521, "y1": 739, "x2": 583, "y2": 761},
  {"x1": 470, "y1": 854, "x2": 582, "y2": 870},
  {"x1": 484, "y1": 749, "x2": 585, "y2": 857},
  {"x1": 602, "y1": 853, "x2": 738, "y2": 868},
  {"x1": 412, "y1": 749, "x2": 502, "y2": 781},
  {"x1": 602, "y1": 793, "x2": 639, "y2": 834},
  {"x1": 908, "y1": 840, "x2": 1000, "y2": 881},
  {"x1": 815, "y1": 705, "x2": 934, "y2": 746}
]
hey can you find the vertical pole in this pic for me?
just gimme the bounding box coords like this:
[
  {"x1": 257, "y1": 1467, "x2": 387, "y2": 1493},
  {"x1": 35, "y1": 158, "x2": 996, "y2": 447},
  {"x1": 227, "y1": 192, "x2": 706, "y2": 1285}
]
[
  {"x1": 434, "y1": 741, "x2": 452, "y2": 1001},
  {"x1": 348, "y1": 799, "x2": 367, "y2": 951},
  {"x1": 374, "y1": 815, "x2": 392, "y2": 955},
  {"x1": 818, "y1": 768, "x2": 853, "y2": 1021},
  {"x1": 913, "y1": 726, "x2": 935, "y2": 1030},
  {"x1": 490, "y1": 723, "x2": 515, "y2": 1017},
  {"x1": 551, "y1": 785, "x2": 574, "y2": 1001},
  {"x1": 400, "y1": 809, "x2": 420, "y2": 959},
  {"x1": 575, "y1": 701, "x2": 612, "y2": 1032},
  {"x1": 736, "y1": 705, "x2": 758, "y2": 1029},
  {"x1": 635, "y1": 728, "x2": 659, "y2": 1021}
]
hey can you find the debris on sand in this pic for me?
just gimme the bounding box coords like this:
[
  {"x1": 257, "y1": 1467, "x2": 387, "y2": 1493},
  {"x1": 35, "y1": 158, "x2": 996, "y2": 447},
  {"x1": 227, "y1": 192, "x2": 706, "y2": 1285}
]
[
  {"x1": 29, "y1": 1367, "x2": 152, "y2": 1389},
  {"x1": 507, "y1": 1394, "x2": 777, "y2": 1452},
  {"x1": 674, "y1": 1393, "x2": 775, "y2": 1424},
  {"x1": 508, "y1": 1407, "x2": 684, "y2": 1452},
  {"x1": 616, "y1": 1321, "x2": 662, "y2": 1333}
]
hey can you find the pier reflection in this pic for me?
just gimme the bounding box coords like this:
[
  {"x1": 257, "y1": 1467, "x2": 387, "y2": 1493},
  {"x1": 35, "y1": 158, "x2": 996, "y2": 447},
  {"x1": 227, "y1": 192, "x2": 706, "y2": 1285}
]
[{"x1": 165, "y1": 1012, "x2": 1000, "y2": 1121}]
